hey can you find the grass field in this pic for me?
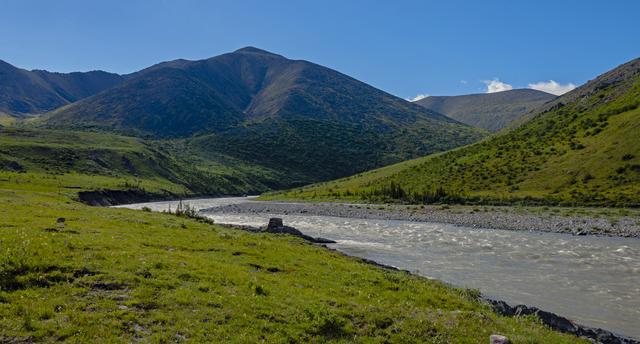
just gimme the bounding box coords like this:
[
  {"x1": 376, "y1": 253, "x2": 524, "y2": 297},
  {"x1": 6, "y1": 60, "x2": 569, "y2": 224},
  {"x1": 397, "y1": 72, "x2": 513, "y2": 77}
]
[{"x1": 0, "y1": 172, "x2": 585, "y2": 342}]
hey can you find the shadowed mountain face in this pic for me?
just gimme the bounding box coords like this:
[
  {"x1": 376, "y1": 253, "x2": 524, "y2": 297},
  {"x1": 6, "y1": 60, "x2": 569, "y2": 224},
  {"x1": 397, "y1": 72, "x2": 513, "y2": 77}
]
[
  {"x1": 43, "y1": 47, "x2": 486, "y2": 182},
  {"x1": 46, "y1": 47, "x2": 461, "y2": 137},
  {"x1": 0, "y1": 59, "x2": 124, "y2": 115},
  {"x1": 280, "y1": 57, "x2": 640, "y2": 206},
  {"x1": 415, "y1": 89, "x2": 556, "y2": 131}
]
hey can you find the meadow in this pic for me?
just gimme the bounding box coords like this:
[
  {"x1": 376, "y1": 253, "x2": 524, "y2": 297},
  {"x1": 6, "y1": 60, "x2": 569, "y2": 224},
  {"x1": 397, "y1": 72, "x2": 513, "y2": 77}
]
[{"x1": 0, "y1": 172, "x2": 583, "y2": 342}]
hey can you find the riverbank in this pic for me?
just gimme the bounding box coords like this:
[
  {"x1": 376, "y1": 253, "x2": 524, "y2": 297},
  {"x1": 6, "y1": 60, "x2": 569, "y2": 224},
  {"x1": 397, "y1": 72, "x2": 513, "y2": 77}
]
[
  {"x1": 203, "y1": 201, "x2": 640, "y2": 237},
  {"x1": 0, "y1": 175, "x2": 584, "y2": 342},
  {"x1": 220, "y1": 221, "x2": 639, "y2": 344}
]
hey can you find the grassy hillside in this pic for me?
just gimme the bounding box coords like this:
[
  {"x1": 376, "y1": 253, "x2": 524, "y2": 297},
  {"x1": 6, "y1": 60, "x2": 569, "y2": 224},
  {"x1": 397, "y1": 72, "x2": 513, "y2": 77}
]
[
  {"x1": 415, "y1": 89, "x2": 556, "y2": 131},
  {"x1": 0, "y1": 127, "x2": 292, "y2": 197},
  {"x1": 266, "y1": 58, "x2": 640, "y2": 207},
  {"x1": 40, "y1": 47, "x2": 486, "y2": 183},
  {"x1": 0, "y1": 172, "x2": 584, "y2": 342},
  {"x1": 191, "y1": 116, "x2": 484, "y2": 183}
]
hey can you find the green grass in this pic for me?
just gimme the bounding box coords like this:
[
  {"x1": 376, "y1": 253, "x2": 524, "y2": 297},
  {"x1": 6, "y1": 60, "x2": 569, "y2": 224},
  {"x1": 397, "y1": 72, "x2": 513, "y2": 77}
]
[
  {"x1": 265, "y1": 65, "x2": 640, "y2": 207},
  {"x1": 0, "y1": 173, "x2": 585, "y2": 342},
  {"x1": 0, "y1": 127, "x2": 294, "y2": 197}
]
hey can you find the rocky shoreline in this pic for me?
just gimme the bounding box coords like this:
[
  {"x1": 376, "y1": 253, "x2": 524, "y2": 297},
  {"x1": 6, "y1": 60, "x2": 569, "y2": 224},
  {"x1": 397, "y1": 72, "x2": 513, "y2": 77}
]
[{"x1": 203, "y1": 201, "x2": 640, "y2": 238}]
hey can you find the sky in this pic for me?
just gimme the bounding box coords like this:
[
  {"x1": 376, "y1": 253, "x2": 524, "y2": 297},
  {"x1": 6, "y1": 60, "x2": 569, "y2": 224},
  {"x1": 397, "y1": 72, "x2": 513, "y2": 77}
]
[{"x1": 1, "y1": 0, "x2": 639, "y2": 98}]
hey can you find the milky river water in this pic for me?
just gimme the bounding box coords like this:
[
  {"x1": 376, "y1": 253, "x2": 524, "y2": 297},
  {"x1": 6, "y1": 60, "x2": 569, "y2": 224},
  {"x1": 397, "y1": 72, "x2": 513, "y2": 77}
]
[{"x1": 117, "y1": 197, "x2": 640, "y2": 338}]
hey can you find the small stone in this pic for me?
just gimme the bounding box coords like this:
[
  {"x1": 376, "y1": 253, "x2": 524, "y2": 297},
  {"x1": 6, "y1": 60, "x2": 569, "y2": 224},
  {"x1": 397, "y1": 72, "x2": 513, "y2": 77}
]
[
  {"x1": 118, "y1": 305, "x2": 129, "y2": 310},
  {"x1": 56, "y1": 217, "x2": 66, "y2": 224},
  {"x1": 490, "y1": 334, "x2": 510, "y2": 344}
]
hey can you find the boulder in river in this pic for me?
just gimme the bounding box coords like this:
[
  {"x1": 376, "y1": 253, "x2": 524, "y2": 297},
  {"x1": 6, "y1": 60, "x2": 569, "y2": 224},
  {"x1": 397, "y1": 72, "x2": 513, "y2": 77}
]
[{"x1": 264, "y1": 218, "x2": 336, "y2": 244}]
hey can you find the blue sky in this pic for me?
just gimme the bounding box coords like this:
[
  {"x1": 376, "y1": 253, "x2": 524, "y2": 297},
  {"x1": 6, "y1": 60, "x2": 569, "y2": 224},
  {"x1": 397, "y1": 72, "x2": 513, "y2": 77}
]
[{"x1": 1, "y1": 0, "x2": 639, "y2": 98}]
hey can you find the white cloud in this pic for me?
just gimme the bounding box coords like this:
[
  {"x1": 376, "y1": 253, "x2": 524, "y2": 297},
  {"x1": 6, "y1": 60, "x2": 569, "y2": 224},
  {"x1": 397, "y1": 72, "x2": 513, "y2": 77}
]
[
  {"x1": 483, "y1": 79, "x2": 513, "y2": 93},
  {"x1": 407, "y1": 93, "x2": 429, "y2": 102},
  {"x1": 528, "y1": 80, "x2": 576, "y2": 95},
  {"x1": 460, "y1": 80, "x2": 468, "y2": 84}
]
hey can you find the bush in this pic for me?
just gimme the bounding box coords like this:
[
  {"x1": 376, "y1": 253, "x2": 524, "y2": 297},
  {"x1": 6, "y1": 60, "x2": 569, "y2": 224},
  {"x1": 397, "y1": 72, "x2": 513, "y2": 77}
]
[{"x1": 164, "y1": 200, "x2": 215, "y2": 225}]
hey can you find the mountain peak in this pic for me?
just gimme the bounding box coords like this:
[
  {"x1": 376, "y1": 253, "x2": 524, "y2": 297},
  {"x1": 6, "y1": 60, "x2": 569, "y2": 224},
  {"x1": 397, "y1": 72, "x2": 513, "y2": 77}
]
[{"x1": 233, "y1": 46, "x2": 280, "y2": 56}]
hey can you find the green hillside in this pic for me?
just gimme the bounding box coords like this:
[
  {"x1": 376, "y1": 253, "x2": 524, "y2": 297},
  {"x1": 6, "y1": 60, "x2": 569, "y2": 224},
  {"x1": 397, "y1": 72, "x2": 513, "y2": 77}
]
[
  {"x1": 0, "y1": 127, "x2": 292, "y2": 198},
  {"x1": 266, "y1": 58, "x2": 640, "y2": 207},
  {"x1": 190, "y1": 115, "x2": 483, "y2": 183},
  {"x1": 40, "y1": 47, "x2": 486, "y2": 183}
]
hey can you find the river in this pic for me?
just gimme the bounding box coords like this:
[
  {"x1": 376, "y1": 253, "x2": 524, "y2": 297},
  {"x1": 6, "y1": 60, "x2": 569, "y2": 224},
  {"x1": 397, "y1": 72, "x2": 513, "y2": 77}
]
[{"x1": 116, "y1": 197, "x2": 640, "y2": 339}]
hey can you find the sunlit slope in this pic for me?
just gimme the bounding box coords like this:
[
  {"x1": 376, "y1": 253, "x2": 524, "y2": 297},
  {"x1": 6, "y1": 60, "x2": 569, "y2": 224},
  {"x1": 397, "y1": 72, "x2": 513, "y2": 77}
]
[
  {"x1": 0, "y1": 127, "x2": 292, "y2": 196},
  {"x1": 0, "y1": 171, "x2": 583, "y2": 342},
  {"x1": 266, "y1": 58, "x2": 640, "y2": 206}
]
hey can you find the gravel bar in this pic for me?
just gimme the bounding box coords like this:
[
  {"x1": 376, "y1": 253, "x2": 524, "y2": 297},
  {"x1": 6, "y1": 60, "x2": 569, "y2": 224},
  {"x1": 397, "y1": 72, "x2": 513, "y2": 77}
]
[{"x1": 202, "y1": 201, "x2": 640, "y2": 238}]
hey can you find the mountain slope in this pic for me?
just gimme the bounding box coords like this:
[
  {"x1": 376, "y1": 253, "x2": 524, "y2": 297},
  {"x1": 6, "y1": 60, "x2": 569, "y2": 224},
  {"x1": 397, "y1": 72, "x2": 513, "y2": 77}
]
[
  {"x1": 0, "y1": 127, "x2": 293, "y2": 197},
  {"x1": 0, "y1": 59, "x2": 124, "y2": 115},
  {"x1": 268, "y1": 57, "x2": 640, "y2": 206},
  {"x1": 46, "y1": 47, "x2": 463, "y2": 136},
  {"x1": 43, "y1": 47, "x2": 486, "y2": 182},
  {"x1": 415, "y1": 89, "x2": 556, "y2": 131}
]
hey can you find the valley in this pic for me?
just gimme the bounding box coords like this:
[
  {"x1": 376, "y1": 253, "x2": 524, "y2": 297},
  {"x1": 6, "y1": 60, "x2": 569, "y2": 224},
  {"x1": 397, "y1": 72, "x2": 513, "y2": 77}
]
[
  {"x1": 1, "y1": 32, "x2": 639, "y2": 343},
  {"x1": 0, "y1": 173, "x2": 585, "y2": 343}
]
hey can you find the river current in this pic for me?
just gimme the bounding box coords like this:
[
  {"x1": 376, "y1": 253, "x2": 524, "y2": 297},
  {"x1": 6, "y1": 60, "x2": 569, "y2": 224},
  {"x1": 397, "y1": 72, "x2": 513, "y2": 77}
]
[{"x1": 116, "y1": 197, "x2": 640, "y2": 338}]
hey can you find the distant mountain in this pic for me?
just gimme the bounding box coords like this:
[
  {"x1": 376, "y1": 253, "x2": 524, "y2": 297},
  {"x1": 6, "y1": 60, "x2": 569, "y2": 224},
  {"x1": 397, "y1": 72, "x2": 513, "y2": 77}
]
[
  {"x1": 272, "y1": 57, "x2": 640, "y2": 206},
  {"x1": 43, "y1": 47, "x2": 486, "y2": 182},
  {"x1": 0, "y1": 59, "x2": 124, "y2": 115},
  {"x1": 47, "y1": 47, "x2": 463, "y2": 137},
  {"x1": 415, "y1": 89, "x2": 556, "y2": 131}
]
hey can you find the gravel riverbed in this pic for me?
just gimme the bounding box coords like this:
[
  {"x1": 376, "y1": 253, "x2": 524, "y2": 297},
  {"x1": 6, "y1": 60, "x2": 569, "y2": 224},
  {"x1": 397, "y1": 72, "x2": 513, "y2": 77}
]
[{"x1": 202, "y1": 201, "x2": 640, "y2": 238}]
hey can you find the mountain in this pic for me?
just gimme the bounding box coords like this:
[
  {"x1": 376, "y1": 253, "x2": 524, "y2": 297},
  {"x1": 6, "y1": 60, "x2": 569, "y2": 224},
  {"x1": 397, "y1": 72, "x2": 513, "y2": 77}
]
[
  {"x1": 46, "y1": 47, "x2": 468, "y2": 137},
  {"x1": 269, "y1": 57, "x2": 640, "y2": 206},
  {"x1": 0, "y1": 59, "x2": 124, "y2": 115},
  {"x1": 414, "y1": 89, "x2": 556, "y2": 131},
  {"x1": 43, "y1": 47, "x2": 486, "y2": 182}
]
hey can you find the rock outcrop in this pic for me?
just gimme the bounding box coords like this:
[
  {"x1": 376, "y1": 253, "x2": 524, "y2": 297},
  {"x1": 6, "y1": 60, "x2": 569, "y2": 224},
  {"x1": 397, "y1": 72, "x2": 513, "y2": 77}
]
[
  {"x1": 264, "y1": 218, "x2": 336, "y2": 244},
  {"x1": 488, "y1": 299, "x2": 638, "y2": 344}
]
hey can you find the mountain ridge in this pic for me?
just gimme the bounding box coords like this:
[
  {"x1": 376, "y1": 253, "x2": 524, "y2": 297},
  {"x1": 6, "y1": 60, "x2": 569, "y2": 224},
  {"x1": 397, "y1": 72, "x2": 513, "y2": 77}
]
[
  {"x1": 268, "y1": 56, "x2": 640, "y2": 206},
  {"x1": 0, "y1": 59, "x2": 124, "y2": 115},
  {"x1": 39, "y1": 47, "x2": 485, "y2": 183},
  {"x1": 45, "y1": 46, "x2": 461, "y2": 137},
  {"x1": 415, "y1": 89, "x2": 556, "y2": 131}
]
